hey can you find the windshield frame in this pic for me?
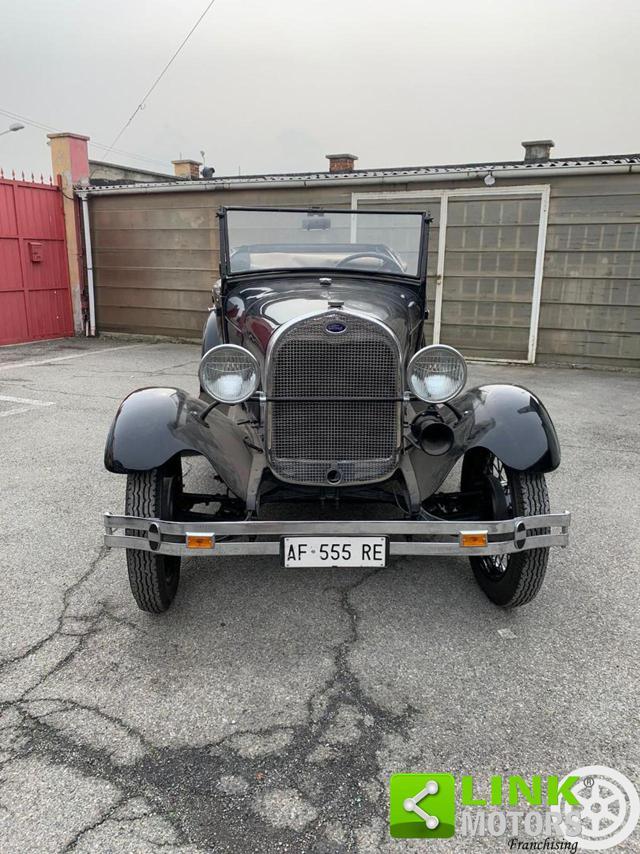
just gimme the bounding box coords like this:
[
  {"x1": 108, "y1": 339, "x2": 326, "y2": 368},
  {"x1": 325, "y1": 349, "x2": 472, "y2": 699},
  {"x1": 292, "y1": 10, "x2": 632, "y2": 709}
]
[{"x1": 218, "y1": 206, "x2": 431, "y2": 288}]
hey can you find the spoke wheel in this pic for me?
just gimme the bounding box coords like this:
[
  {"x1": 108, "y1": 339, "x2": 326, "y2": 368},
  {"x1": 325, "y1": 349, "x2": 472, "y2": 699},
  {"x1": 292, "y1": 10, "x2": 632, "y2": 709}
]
[
  {"x1": 478, "y1": 456, "x2": 512, "y2": 580},
  {"x1": 461, "y1": 449, "x2": 550, "y2": 607}
]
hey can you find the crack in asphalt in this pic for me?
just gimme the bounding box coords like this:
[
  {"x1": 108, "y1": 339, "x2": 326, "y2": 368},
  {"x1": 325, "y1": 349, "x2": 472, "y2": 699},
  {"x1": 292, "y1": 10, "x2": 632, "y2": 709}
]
[
  {"x1": 66, "y1": 356, "x2": 199, "y2": 380},
  {"x1": 151, "y1": 359, "x2": 200, "y2": 375},
  {"x1": 60, "y1": 795, "x2": 129, "y2": 854},
  {"x1": 40, "y1": 387, "x2": 123, "y2": 402},
  {"x1": 19, "y1": 695, "x2": 156, "y2": 754},
  {"x1": 0, "y1": 546, "x2": 110, "y2": 675},
  {"x1": 1, "y1": 562, "x2": 411, "y2": 852},
  {"x1": 1, "y1": 705, "x2": 191, "y2": 851}
]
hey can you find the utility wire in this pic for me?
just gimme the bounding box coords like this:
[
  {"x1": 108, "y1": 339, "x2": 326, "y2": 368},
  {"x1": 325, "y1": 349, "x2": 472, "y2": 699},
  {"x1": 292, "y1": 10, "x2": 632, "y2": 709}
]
[
  {"x1": 2, "y1": 0, "x2": 217, "y2": 174},
  {"x1": 0, "y1": 106, "x2": 173, "y2": 169},
  {"x1": 0, "y1": 107, "x2": 57, "y2": 133},
  {"x1": 100, "y1": 0, "x2": 217, "y2": 160}
]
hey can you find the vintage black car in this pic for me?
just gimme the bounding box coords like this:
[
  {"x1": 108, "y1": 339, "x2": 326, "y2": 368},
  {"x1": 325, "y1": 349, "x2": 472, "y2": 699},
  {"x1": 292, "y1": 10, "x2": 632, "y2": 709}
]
[{"x1": 104, "y1": 207, "x2": 570, "y2": 613}]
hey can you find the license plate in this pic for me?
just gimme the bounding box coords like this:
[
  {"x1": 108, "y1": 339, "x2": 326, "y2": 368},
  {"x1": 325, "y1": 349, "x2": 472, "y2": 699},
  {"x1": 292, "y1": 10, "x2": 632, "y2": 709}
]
[{"x1": 282, "y1": 537, "x2": 387, "y2": 568}]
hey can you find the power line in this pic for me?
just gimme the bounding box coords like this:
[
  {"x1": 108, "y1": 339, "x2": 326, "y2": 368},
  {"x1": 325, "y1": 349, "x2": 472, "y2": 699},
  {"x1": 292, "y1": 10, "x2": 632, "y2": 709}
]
[
  {"x1": 1, "y1": 1, "x2": 218, "y2": 174},
  {"x1": 0, "y1": 107, "x2": 56, "y2": 133},
  {"x1": 0, "y1": 106, "x2": 173, "y2": 169},
  {"x1": 100, "y1": 0, "x2": 217, "y2": 160},
  {"x1": 90, "y1": 142, "x2": 171, "y2": 169}
]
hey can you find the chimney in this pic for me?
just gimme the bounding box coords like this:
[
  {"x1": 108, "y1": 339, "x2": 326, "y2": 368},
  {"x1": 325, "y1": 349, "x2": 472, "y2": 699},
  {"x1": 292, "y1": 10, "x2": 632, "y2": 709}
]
[
  {"x1": 326, "y1": 153, "x2": 358, "y2": 173},
  {"x1": 172, "y1": 159, "x2": 201, "y2": 180},
  {"x1": 521, "y1": 139, "x2": 555, "y2": 162}
]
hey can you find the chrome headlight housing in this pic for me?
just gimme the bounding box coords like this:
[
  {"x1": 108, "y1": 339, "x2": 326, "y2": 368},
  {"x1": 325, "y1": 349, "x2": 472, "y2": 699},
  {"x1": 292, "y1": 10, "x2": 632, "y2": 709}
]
[
  {"x1": 407, "y1": 344, "x2": 467, "y2": 403},
  {"x1": 199, "y1": 344, "x2": 260, "y2": 404}
]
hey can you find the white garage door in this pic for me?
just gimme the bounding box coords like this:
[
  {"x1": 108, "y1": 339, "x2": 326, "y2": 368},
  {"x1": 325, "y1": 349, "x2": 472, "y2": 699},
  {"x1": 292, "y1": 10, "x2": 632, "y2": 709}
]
[{"x1": 353, "y1": 186, "x2": 550, "y2": 363}]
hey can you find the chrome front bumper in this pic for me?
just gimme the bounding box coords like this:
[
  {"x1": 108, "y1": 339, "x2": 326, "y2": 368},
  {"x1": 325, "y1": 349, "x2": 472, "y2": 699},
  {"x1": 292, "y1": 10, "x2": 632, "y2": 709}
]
[{"x1": 103, "y1": 512, "x2": 570, "y2": 558}]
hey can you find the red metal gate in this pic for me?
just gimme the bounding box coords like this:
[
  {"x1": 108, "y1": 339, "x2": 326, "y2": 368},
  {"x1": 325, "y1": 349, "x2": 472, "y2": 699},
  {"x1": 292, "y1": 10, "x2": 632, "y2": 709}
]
[{"x1": 0, "y1": 175, "x2": 73, "y2": 345}]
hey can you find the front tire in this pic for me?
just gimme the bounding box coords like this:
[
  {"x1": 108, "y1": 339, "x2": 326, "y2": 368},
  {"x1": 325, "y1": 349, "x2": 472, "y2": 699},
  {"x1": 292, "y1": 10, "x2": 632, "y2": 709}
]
[
  {"x1": 461, "y1": 449, "x2": 550, "y2": 607},
  {"x1": 125, "y1": 460, "x2": 182, "y2": 613}
]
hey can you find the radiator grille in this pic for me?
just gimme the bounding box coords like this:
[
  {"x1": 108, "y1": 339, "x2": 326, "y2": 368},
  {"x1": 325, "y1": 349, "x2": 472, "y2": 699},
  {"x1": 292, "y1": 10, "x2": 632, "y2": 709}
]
[{"x1": 267, "y1": 312, "x2": 402, "y2": 485}]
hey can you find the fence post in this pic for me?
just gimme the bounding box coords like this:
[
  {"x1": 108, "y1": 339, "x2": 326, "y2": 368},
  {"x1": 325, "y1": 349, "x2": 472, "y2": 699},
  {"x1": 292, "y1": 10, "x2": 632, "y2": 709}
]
[{"x1": 47, "y1": 132, "x2": 90, "y2": 334}]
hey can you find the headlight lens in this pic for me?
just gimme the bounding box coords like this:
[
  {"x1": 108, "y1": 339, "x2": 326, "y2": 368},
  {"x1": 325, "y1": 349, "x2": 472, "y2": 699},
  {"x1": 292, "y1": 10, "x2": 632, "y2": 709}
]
[
  {"x1": 407, "y1": 345, "x2": 467, "y2": 403},
  {"x1": 199, "y1": 345, "x2": 260, "y2": 404}
]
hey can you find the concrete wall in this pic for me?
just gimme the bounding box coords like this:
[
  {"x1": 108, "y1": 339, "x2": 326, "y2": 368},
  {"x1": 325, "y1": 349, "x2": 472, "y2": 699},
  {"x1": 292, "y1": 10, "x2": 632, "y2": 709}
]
[
  {"x1": 89, "y1": 161, "x2": 174, "y2": 184},
  {"x1": 89, "y1": 172, "x2": 640, "y2": 368}
]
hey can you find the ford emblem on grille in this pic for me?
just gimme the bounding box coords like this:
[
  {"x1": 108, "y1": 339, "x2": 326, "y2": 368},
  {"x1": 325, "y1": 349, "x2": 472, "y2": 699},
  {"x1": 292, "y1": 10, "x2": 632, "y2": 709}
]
[{"x1": 326, "y1": 321, "x2": 347, "y2": 334}]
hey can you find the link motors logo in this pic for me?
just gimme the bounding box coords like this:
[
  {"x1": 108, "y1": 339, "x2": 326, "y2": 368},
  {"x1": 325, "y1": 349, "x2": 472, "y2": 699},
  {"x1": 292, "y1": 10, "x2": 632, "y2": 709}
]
[
  {"x1": 550, "y1": 766, "x2": 640, "y2": 850},
  {"x1": 389, "y1": 766, "x2": 639, "y2": 850}
]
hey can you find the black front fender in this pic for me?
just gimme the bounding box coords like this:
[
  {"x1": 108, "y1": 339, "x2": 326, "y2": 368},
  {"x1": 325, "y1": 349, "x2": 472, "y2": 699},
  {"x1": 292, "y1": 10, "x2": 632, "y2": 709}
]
[
  {"x1": 407, "y1": 383, "x2": 561, "y2": 502},
  {"x1": 454, "y1": 383, "x2": 560, "y2": 472},
  {"x1": 202, "y1": 309, "x2": 222, "y2": 355},
  {"x1": 104, "y1": 387, "x2": 254, "y2": 501}
]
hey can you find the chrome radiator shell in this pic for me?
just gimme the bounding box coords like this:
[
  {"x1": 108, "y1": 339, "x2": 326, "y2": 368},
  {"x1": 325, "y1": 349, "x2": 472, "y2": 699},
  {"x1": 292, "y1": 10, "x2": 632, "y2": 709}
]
[{"x1": 265, "y1": 310, "x2": 403, "y2": 485}]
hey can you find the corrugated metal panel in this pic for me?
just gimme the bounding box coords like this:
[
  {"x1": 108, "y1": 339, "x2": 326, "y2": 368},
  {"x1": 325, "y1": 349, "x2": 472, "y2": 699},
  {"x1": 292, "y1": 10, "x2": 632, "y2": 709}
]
[
  {"x1": 439, "y1": 196, "x2": 540, "y2": 360},
  {"x1": 541, "y1": 277, "x2": 640, "y2": 306},
  {"x1": 94, "y1": 266, "x2": 213, "y2": 290},
  {"x1": 26, "y1": 288, "x2": 74, "y2": 340},
  {"x1": 0, "y1": 291, "x2": 29, "y2": 344},
  {"x1": 0, "y1": 239, "x2": 22, "y2": 290},
  {"x1": 537, "y1": 328, "x2": 638, "y2": 366},
  {"x1": 93, "y1": 247, "x2": 214, "y2": 271},
  {"x1": 442, "y1": 276, "x2": 535, "y2": 302},
  {"x1": 21, "y1": 240, "x2": 68, "y2": 290},
  {"x1": 538, "y1": 175, "x2": 640, "y2": 367},
  {"x1": 540, "y1": 303, "x2": 639, "y2": 334},
  {"x1": 89, "y1": 174, "x2": 640, "y2": 369},
  {"x1": 93, "y1": 227, "x2": 214, "y2": 251},
  {"x1": 97, "y1": 286, "x2": 210, "y2": 312},
  {"x1": 96, "y1": 304, "x2": 207, "y2": 338},
  {"x1": 0, "y1": 183, "x2": 17, "y2": 235},
  {"x1": 0, "y1": 178, "x2": 73, "y2": 345},
  {"x1": 546, "y1": 222, "x2": 640, "y2": 251},
  {"x1": 15, "y1": 184, "x2": 65, "y2": 239},
  {"x1": 543, "y1": 250, "x2": 640, "y2": 279},
  {"x1": 92, "y1": 205, "x2": 215, "y2": 232},
  {"x1": 91, "y1": 188, "x2": 349, "y2": 337}
]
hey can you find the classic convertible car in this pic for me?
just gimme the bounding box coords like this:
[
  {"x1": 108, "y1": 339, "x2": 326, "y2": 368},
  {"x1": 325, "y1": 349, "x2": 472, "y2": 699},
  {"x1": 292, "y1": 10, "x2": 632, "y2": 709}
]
[{"x1": 104, "y1": 207, "x2": 570, "y2": 612}]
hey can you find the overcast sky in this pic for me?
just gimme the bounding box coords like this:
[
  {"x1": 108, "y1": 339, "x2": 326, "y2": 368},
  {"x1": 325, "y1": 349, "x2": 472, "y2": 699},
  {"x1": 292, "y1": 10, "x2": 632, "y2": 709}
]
[{"x1": 1, "y1": 0, "x2": 638, "y2": 179}]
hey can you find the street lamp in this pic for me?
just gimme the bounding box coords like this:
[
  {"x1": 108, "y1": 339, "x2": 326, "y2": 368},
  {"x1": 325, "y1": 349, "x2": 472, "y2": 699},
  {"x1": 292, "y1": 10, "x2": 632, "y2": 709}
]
[{"x1": 0, "y1": 123, "x2": 25, "y2": 137}]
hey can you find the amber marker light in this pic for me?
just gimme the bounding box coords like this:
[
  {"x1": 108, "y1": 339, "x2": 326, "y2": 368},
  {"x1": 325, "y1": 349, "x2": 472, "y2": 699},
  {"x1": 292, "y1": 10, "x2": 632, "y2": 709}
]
[
  {"x1": 460, "y1": 531, "x2": 488, "y2": 548},
  {"x1": 186, "y1": 533, "x2": 215, "y2": 550}
]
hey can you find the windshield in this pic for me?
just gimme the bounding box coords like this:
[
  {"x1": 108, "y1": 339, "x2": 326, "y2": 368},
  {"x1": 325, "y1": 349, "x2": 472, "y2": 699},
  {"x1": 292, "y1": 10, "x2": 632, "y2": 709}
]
[{"x1": 223, "y1": 208, "x2": 425, "y2": 277}]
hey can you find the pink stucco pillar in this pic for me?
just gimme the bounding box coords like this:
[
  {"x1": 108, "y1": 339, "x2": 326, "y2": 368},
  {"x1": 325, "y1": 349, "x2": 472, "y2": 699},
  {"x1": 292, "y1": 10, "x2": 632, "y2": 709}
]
[{"x1": 48, "y1": 132, "x2": 90, "y2": 333}]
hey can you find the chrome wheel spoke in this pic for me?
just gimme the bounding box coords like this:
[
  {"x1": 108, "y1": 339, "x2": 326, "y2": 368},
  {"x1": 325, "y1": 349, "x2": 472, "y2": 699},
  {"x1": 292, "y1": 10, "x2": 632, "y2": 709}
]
[{"x1": 479, "y1": 454, "x2": 514, "y2": 578}]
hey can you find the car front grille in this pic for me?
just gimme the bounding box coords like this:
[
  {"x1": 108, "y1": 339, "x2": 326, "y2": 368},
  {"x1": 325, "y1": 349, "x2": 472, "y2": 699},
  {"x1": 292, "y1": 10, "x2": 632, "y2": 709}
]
[{"x1": 266, "y1": 311, "x2": 402, "y2": 485}]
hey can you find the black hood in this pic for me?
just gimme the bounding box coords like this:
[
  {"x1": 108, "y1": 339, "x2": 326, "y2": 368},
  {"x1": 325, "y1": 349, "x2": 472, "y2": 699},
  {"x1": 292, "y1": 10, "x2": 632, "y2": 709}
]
[{"x1": 223, "y1": 275, "x2": 424, "y2": 362}]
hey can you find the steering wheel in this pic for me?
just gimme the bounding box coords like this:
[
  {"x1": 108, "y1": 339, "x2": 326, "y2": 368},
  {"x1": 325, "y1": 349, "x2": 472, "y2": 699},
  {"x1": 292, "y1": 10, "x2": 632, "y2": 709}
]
[{"x1": 335, "y1": 251, "x2": 404, "y2": 273}]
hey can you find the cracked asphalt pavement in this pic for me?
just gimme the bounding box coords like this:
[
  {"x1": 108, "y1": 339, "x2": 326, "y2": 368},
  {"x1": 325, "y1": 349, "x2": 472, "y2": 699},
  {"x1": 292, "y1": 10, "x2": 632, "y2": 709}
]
[{"x1": 0, "y1": 338, "x2": 638, "y2": 853}]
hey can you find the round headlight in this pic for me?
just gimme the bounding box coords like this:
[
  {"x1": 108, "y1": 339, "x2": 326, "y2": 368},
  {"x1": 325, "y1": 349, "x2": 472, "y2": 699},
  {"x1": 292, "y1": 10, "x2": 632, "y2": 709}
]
[
  {"x1": 407, "y1": 345, "x2": 467, "y2": 403},
  {"x1": 199, "y1": 344, "x2": 260, "y2": 404}
]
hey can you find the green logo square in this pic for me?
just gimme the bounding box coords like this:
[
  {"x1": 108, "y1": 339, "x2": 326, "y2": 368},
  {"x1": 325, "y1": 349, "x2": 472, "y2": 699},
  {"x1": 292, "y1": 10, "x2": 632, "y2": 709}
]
[{"x1": 389, "y1": 773, "x2": 456, "y2": 838}]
